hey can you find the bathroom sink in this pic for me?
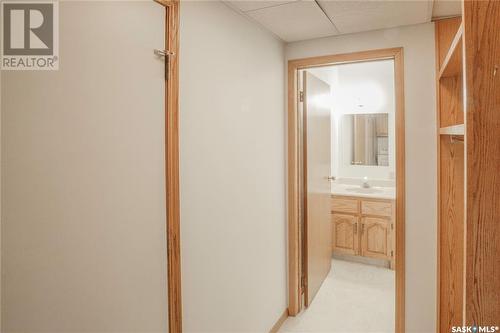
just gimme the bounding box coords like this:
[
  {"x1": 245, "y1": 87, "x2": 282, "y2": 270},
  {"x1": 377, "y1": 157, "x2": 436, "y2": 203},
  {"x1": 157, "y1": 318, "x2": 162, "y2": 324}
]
[{"x1": 345, "y1": 187, "x2": 383, "y2": 194}]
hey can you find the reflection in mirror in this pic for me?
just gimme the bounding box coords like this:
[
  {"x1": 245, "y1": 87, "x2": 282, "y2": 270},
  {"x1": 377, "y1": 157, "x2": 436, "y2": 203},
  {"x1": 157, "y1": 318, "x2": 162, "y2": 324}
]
[{"x1": 343, "y1": 114, "x2": 389, "y2": 166}]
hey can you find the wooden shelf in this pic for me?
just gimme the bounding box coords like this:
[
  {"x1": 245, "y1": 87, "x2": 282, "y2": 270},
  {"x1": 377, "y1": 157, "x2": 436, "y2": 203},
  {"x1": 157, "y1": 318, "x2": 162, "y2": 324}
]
[
  {"x1": 440, "y1": 124, "x2": 465, "y2": 135},
  {"x1": 439, "y1": 23, "x2": 463, "y2": 79}
]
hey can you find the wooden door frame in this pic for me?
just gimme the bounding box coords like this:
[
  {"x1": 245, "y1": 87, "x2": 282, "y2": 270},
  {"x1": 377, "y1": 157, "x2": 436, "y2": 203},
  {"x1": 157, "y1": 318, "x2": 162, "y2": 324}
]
[
  {"x1": 287, "y1": 47, "x2": 406, "y2": 333},
  {"x1": 155, "y1": 0, "x2": 181, "y2": 332}
]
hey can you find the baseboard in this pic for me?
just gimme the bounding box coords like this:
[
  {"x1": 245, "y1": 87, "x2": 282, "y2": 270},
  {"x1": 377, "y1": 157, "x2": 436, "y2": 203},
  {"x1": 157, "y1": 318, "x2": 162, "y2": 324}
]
[
  {"x1": 269, "y1": 309, "x2": 289, "y2": 333},
  {"x1": 333, "y1": 252, "x2": 391, "y2": 269}
]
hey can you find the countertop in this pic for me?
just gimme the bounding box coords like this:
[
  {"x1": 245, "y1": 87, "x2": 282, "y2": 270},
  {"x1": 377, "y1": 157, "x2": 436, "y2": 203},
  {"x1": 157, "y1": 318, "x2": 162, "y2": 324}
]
[{"x1": 331, "y1": 183, "x2": 396, "y2": 200}]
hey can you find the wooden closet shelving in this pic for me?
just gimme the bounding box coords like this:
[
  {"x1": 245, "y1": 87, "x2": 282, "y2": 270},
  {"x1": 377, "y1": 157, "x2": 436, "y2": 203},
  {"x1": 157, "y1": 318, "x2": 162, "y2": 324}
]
[
  {"x1": 436, "y1": 2, "x2": 500, "y2": 330},
  {"x1": 438, "y1": 23, "x2": 463, "y2": 79},
  {"x1": 435, "y1": 16, "x2": 465, "y2": 333},
  {"x1": 439, "y1": 124, "x2": 464, "y2": 135}
]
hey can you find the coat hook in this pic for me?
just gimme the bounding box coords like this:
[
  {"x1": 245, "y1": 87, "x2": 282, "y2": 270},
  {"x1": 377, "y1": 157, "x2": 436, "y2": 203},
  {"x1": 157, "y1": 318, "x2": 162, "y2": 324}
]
[
  {"x1": 494, "y1": 65, "x2": 498, "y2": 77},
  {"x1": 154, "y1": 49, "x2": 175, "y2": 57}
]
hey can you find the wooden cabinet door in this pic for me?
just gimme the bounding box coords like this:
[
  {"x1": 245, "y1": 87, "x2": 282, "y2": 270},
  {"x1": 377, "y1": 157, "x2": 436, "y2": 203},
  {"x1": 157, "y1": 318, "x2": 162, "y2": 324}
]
[
  {"x1": 361, "y1": 217, "x2": 391, "y2": 260},
  {"x1": 332, "y1": 214, "x2": 358, "y2": 256}
]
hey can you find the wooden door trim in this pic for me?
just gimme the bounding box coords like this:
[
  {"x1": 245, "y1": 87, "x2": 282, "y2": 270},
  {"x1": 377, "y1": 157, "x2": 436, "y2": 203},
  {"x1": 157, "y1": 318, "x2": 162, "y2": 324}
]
[
  {"x1": 156, "y1": 0, "x2": 182, "y2": 332},
  {"x1": 463, "y1": 0, "x2": 500, "y2": 325},
  {"x1": 287, "y1": 48, "x2": 406, "y2": 333},
  {"x1": 269, "y1": 309, "x2": 290, "y2": 333}
]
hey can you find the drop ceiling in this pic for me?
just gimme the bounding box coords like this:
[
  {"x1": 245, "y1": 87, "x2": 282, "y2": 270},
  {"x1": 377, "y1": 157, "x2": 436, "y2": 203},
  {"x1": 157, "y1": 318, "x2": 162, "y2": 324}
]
[{"x1": 226, "y1": 0, "x2": 461, "y2": 42}]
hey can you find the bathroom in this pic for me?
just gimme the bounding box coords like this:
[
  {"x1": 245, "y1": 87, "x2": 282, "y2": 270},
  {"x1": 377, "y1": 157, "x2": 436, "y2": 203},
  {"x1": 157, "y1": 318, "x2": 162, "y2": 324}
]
[{"x1": 281, "y1": 58, "x2": 398, "y2": 332}]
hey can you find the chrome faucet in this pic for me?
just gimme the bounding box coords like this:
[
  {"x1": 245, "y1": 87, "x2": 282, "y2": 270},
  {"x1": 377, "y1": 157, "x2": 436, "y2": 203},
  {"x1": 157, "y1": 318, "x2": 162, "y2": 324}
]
[{"x1": 362, "y1": 177, "x2": 370, "y2": 188}]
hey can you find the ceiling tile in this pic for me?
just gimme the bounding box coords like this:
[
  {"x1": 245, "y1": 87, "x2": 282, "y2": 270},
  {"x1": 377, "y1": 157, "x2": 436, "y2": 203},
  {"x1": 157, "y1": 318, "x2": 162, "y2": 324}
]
[
  {"x1": 246, "y1": 0, "x2": 338, "y2": 42},
  {"x1": 318, "y1": 0, "x2": 432, "y2": 34},
  {"x1": 227, "y1": 0, "x2": 298, "y2": 13},
  {"x1": 432, "y1": 0, "x2": 461, "y2": 18}
]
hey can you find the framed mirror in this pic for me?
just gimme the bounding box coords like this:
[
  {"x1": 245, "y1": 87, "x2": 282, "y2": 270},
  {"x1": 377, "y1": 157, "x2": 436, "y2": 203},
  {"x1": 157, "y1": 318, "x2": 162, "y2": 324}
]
[{"x1": 342, "y1": 113, "x2": 389, "y2": 167}]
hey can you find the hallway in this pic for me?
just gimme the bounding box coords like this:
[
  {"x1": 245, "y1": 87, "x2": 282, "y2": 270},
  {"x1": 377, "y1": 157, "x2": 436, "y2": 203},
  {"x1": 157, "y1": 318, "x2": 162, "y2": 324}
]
[
  {"x1": 3, "y1": 1, "x2": 498, "y2": 332},
  {"x1": 280, "y1": 259, "x2": 395, "y2": 333}
]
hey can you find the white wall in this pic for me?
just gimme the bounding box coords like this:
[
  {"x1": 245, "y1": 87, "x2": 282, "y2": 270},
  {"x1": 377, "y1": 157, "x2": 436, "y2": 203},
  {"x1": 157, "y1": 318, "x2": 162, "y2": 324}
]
[
  {"x1": 1, "y1": 2, "x2": 167, "y2": 332},
  {"x1": 179, "y1": 2, "x2": 287, "y2": 332},
  {"x1": 334, "y1": 61, "x2": 396, "y2": 181},
  {"x1": 287, "y1": 23, "x2": 437, "y2": 333},
  {"x1": 308, "y1": 60, "x2": 396, "y2": 181}
]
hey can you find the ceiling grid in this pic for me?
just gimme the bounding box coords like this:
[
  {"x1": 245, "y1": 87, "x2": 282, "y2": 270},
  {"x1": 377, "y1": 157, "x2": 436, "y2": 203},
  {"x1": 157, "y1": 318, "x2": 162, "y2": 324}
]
[{"x1": 226, "y1": 0, "x2": 461, "y2": 42}]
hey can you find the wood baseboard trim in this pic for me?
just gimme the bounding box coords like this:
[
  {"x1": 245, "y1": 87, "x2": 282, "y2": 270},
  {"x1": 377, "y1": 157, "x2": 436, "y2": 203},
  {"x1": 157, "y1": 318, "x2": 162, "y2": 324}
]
[{"x1": 269, "y1": 309, "x2": 289, "y2": 333}]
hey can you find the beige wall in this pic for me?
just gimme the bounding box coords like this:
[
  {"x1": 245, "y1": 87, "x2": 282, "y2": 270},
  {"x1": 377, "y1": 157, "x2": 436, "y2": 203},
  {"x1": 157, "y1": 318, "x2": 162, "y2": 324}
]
[
  {"x1": 1, "y1": 2, "x2": 167, "y2": 332},
  {"x1": 287, "y1": 23, "x2": 437, "y2": 332},
  {"x1": 179, "y1": 2, "x2": 287, "y2": 332},
  {"x1": 1, "y1": 1, "x2": 436, "y2": 332},
  {"x1": 0, "y1": 50, "x2": 2, "y2": 331}
]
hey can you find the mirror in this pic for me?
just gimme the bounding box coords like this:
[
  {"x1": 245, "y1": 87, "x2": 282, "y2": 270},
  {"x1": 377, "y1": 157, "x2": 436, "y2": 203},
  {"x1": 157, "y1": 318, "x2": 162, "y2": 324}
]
[{"x1": 342, "y1": 114, "x2": 389, "y2": 166}]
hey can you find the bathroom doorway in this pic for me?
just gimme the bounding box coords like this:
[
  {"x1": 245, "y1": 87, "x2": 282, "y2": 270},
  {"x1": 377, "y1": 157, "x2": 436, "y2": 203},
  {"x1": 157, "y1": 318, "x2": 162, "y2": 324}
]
[{"x1": 285, "y1": 48, "x2": 405, "y2": 333}]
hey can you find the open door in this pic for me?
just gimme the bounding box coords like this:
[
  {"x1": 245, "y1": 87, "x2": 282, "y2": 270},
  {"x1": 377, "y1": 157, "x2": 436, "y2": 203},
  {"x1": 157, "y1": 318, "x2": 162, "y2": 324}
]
[{"x1": 302, "y1": 71, "x2": 332, "y2": 306}]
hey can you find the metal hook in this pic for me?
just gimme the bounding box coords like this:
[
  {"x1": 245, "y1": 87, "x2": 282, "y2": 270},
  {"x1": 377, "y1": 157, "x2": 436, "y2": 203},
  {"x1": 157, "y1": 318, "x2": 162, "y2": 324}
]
[
  {"x1": 154, "y1": 49, "x2": 175, "y2": 57},
  {"x1": 154, "y1": 49, "x2": 175, "y2": 80}
]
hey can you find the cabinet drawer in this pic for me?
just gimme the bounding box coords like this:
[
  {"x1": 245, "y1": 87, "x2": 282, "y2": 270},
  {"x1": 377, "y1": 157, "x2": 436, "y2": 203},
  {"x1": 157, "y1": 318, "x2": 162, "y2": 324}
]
[
  {"x1": 361, "y1": 200, "x2": 392, "y2": 217},
  {"x1": 332, "y1": 197, "x2": 359, "y2": 214}
]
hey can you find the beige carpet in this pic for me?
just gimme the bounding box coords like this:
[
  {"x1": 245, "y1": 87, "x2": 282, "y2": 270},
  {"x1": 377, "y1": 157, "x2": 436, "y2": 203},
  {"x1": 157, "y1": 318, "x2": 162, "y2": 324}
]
[{"x1": 280, "y1": 259, "x2": 395, "y2": 333}]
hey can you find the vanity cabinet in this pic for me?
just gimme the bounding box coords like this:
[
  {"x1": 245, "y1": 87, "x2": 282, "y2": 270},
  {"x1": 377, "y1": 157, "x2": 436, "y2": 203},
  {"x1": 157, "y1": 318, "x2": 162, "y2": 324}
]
[
  {"x1": 331, "y1": 195, "x2": 395, "y2": 268},
  {"x1": 332, "y1": 214, "x2": 358, "y2": 256},
  {"x1": 360, "y1": 217, "x2": 391, "y2": 260}
]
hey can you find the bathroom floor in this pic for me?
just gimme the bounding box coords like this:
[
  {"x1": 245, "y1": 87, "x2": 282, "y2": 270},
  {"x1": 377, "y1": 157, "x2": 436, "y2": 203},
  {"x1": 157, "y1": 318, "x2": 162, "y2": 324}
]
[{"x1": 279, "y1": 259, "x2": 395, "y2": 333}]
